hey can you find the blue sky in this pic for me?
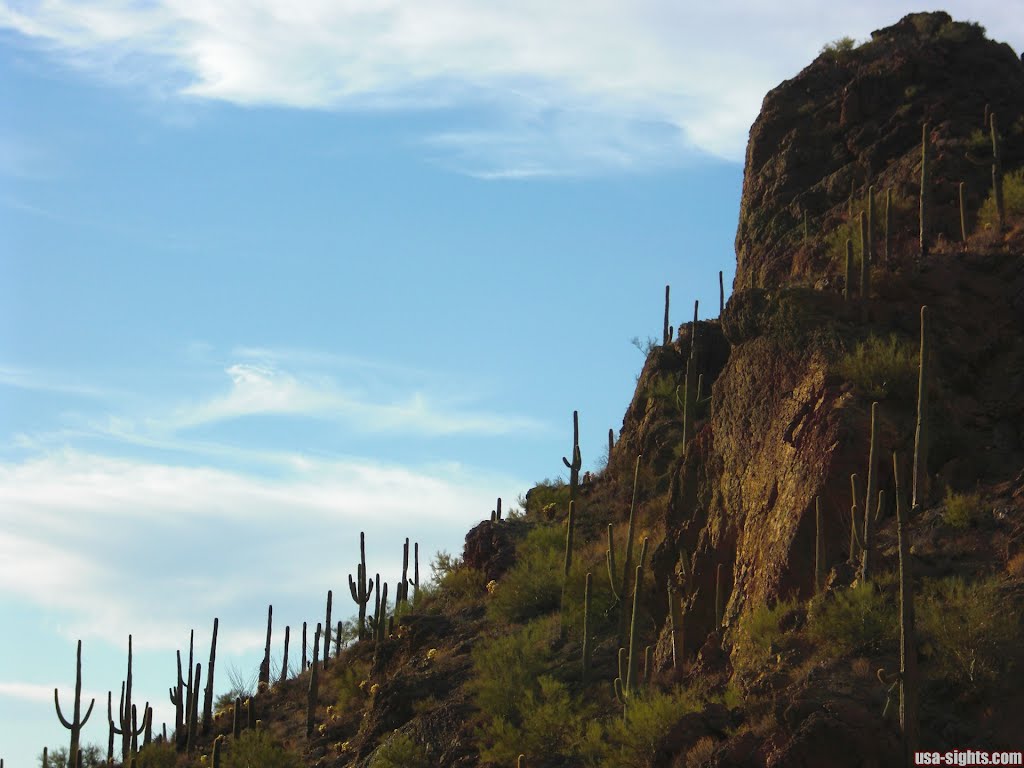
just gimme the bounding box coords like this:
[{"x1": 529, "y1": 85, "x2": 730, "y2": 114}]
[{"x1": 2, "y1": 2, "x2": 1021, "y2": 765}]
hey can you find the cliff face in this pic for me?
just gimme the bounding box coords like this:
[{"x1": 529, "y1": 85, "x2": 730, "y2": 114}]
[
  {"x1": 613, "y1": 11, "x2": 1024, "y2": 652},
  {"x1": 734, "y1": 11, "x2": 1024, "y2": 289}
]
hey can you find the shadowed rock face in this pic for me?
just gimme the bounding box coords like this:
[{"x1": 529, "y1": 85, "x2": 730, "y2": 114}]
[
  {"x1": 631, "y1": 13, "x2": 1024, "y2": 656},
  {"x1": 734, "y1": 11, "x2": 1024, "y2": 290}
]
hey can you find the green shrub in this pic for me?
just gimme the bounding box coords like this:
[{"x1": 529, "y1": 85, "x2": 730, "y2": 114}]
[
  {"x1": 732, "y1": 598, "x2": 798, "y2": 675},
  {"x1": 836, "y1": 333, "x2": 918, "y2": 401},
  {"x1": 330, "y1": 658, "x2": 370, "y2": 713},
  {"x1": 523, "y1": 479, "x2": 570, "y2": 517},
  {"x1": 806, "y1": 582, "x2": 896, "y2": 656},
  {"x1": 436, "y1": 557, "x2": 487, "y2": 606},
  {"x1": 606, "y1": 687, "x2": 702, "y2": 768},
  {"x1": 220, "y1": 730, "x2": 302, "y2": 768},
  {"x1": 820, "y1": 36, "x2": 856, "y2": 58},
  {"x1": 135, "y1": 742, "x2": 177, "y2": 768},
  {"x1": 471, "y1": 616, "x2": 558, "y2": 721},
  {"x1": 478, "y1": 676, "x2": 595, "y2": 765},
  {"x1": 370, "y1": 730, "x2": 430, "y2": 768},
  {"x1": 487, "y1": 524, "x2": 564, "y2": 624},
  {"x1": 941, "y1": 488, "x2": 983, "y2": 529},
  {"x1": 918, "y1": 576, "x2": 1018, "y2": 690},
  {"x1": 978, "y1": 168, "x2": 1024, "y2": 231}
]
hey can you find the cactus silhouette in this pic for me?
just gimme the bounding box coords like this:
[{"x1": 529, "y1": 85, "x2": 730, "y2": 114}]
[{"x1": 55, "y1": 640, "x2": 95, "y2": 761}]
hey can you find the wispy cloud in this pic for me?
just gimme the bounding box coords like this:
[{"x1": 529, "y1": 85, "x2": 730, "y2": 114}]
[
  {"x1": 158, "y1": 360, "x2": 544, "y2": 436},
  {"x1": 0, "y1": 447, "x2": 522, "y2": 649},
  {"x1": 9, "y1": 1, "x2": 1018, "y2": 174}
]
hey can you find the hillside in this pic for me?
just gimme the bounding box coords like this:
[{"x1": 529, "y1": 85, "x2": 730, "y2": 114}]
[{"x1": 42, "y1": 12, "x2": 1024, "y2": 768}]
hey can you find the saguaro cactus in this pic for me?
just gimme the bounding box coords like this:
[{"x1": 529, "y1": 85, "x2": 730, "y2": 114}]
[
  {"x1": 323, "y1": 590, "x2": 333, "y2": 668},
  {"x1": 626, "y1": 565, "x2": 644, "y2": 694},
  {"x1": 844, "y1": 239, "x2": 854, "y2": 301},
  {"x1": 110, "y1": 635, "x2": 136, "y2": 760},
  {"x1": 861, "y1": 402, "x2": 880, "y2": 581},
  {"x1": 259, "y1": 605, "x2": 272, "y2": 687},
  {"x1": 893, "y1": 453, "x2": 920, "y2": 761},
  {"x1": 866, "y1": 185, "x2": 875, "y2": 267},
  {"x1": 912, "y1": 307, "x2": 930, "y2": 511},
  {"x1": 212, "y1": 735, "x2": 223, "y2": 768},
  {"x1": 55, "y1": 640, "x2": 95, "y2": 761},
  {"x1": 663, "y1": 285, "x2": 672, "y2": 345},
  {"x1": 682, "y1": 300, "x2": 699, "y2": 444},
  {"x1": 608, "y1": 455, "x2": 642, "y2": 647},
  {"x1": 280, "y1": 626, "x2": 291, "y2": 684},
  {"x1": 202, "y1": 618, "x2": 218, "y2": 736},
  {"x1": 301, "y1": 622, "x2": 308, "y2": 672},
  {"x1": 563, "y1": 410, "x2": 582, "y2": 505},
  {"x1": 186, "y1": 665, "x2": 201, "y2": 753},
  {"x1": 719, "y1": 270, "x2": 724, "y2": 316},
  {"x1": 884, "y1": 188, "x2": 892, "y2": 264},
  {"x1": 348, "y1": 532, "x2": 374, "y2": 641},
  {"x1": 307, "y1": 624, "x2": 321, "y2": 738},
  {"x1": 168, "y1": 652, "x2": 184, "y2": 748},
  {"x1": 859, "y1": 210, "x2": 870, "y2": 309}
]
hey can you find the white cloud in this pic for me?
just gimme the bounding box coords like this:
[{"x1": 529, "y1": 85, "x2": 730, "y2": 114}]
[
  {"x1": 6, "y1": 1, "x2": 1019, "y2": 173},
  {"x1": 159, "y1": 361, "x2": 545, "y2": 436},
  {"x1": 0, "y1": 447, "x2": 522, "y2": 649}
]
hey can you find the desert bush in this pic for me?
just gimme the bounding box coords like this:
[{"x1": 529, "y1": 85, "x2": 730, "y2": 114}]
[
  {"x1": 222, "y1": 729, "x2": 303, "y2": 768},
  {"x1": 41, "y1": 745, "x2": 105, "y2": 768},
  {"x1": 836, "y1": 333, "x2": 918, "y2": 401},
  {"x1": 523, "y1": 479, "x2": 571, "y2": 517},
  {"x1": 605, "y1": 687, "x2": 703, "y2": 768},
  {"x1": 369, "y1": 730, "x2": 430, "y2": 768},
  {"x1": 732, "y1": 597, "x2": 798, "y2": 675},
  {"x1": 806, "y1": 582, "x2": 896, "y2": 656},
  {"x1": 819, "y1": 36, "x2": 856, "y2": 58},
  {"x1": 941, "y1": 487, "x2": 983, "y2": 529},
  {"x1": 471, "y1": 616, "x2": 558, "y2": 721},
  {"x1": 977, "y1": 168, "x2": 1024, "y2": 231},
  {"x1": 330, "y1": 658, "x2": 371, "y2": 713},
  {"x1": 431, "y1": 551, "x2": 486, "y2": 604},
  {"x1": 917, "y1": 576, "x2": 1018, "y2": 691},
  {"x1": 487, "y1": 524, "x2": 564, "y2": 624},
  {"x1": 478, "y1": 676, "x2": 595, "y2": 765},
  {"x1": 135, "y1": 741, "x2": 177, "y2": 768}
]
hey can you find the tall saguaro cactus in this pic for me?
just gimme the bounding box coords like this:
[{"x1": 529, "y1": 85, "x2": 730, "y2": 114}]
[
  {"x1": 563, "y1": 410, "x2": 582, "y2": 506},
  {"x1": 663, "y1": 284, "x2": 672, "y2": 344},
  {"x1": 912, "y1": 307, "x2": 930, "y2": 511},
  {"x1": 110, "y1": 635, "x2": 136, "y2": 760},
  {"x1": 349, "y1": 531, "x2": 374, "y2": 641},
  {"x1": 323, "y1": 590, "x2": 333, "y2": 668},
  {"x1": 280, "y1": 626, "x2": 291, "y2": 684},
  {"x1": 202, "y1": 618, "x2": 218, "y2": 736},
  {"x1": 861, "y1": 402, "x2": 880, "y2": 581},
  {"x1": 607, "y1": 455, "x2": 642, "y2": 648},
  {"x1": 55, "y1": 640, "x2": 95, "y2": 761},
  {"x1": 682, "y1": 300, "x2": 699, "y2": 444},
  {"x1": 306, "y1": 623, "x2": 321, "y2": 738},
  {"x1": 893, "y1": 453, "x2": 920, "y2": 761},
  {"x1": 259, "y1": 605, "x2": 272, "y2": 687}
]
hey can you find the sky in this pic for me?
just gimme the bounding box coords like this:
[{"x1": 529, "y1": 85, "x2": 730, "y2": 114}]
[{"x1": 1, "y1": 2, "x2": 1021, "y2": 765}]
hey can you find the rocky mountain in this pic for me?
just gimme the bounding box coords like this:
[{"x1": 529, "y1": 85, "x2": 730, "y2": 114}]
[{"x1": 47, "y1": 12, "x2": 1024, "y2": 768}]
